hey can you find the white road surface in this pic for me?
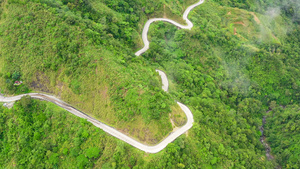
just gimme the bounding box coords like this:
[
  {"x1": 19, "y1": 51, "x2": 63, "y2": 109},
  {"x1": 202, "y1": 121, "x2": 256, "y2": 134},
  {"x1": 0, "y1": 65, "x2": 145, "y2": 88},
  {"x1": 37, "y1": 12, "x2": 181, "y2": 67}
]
[
  {"x1": 0, "y1": 0, "x2": 203, "y2": 153},
  {"x1": 0, "y1": 82, "x2": 193, "y2": 153},
  {"x1": 156, "y1": 69, "x2": 169, "y2": 92},
  {"x1": 135, "y1": 0, "x2": 204, "y2": 56}
]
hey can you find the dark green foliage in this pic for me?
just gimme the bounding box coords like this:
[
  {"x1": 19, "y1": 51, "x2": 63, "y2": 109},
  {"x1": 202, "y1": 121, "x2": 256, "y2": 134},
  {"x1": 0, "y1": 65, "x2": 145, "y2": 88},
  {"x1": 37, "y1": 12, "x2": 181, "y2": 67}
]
[
  {"x1": 3, "y1": 70, "x2": 29, "y2": 93},
  {"x1": 0, "y1": 0, "x2": 299, "y2": 168},
  {"x1": 0, "y1": 98, "x2": 137, "y2": 168},
  {"x1": 265, "y1": 105, "x2": 300, "y2": 168},
  {"x1": 140, "y1": 0, "x2": 300, "y2": 167}
]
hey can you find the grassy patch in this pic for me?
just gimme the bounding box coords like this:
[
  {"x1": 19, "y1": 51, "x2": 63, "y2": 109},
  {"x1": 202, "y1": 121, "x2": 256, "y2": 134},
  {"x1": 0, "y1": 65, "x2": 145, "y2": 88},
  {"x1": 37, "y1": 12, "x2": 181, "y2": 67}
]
[
  {"x1": 170, "y1": 104, "x2": 187, "y2": 127},
  {"x1": 0, "y1": 1, "x2": 188, "y2": 145},
  {"x1": 149, "y1": 0, "x2": 199, "y2": 25},
  {"x1": 0, "y1": 56, "x2": 4, "y2": 89},
  {"x1": 220, "y1": 6, "x2": 285, "y2": 44}
]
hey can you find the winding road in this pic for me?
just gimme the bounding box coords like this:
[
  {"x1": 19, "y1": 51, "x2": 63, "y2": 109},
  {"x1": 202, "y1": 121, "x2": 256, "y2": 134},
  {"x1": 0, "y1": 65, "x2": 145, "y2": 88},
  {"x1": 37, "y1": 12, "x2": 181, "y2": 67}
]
[
  {"x1": 135, "y1": 0, "x2": 204, "y2": 56},
  {"x1": 0, "y1": 0, "x2": 204, "y2": 153}
]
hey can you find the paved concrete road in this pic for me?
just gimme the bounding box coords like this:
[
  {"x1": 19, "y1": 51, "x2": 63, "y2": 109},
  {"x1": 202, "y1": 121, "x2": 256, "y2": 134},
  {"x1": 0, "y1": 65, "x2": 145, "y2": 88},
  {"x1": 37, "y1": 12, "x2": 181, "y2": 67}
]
[
  {"x1": 0, "y1": 77, "x2": 193, "y2": 153},
  {"x1": 135, "y1": 0, "x2": 204, "y2": 56},
  {"x1": 156, "y1": 69, "x2": 169, "y2": 92},
  {"x1": 0, "y1": 0, "x2": 203, "y2": 153}
]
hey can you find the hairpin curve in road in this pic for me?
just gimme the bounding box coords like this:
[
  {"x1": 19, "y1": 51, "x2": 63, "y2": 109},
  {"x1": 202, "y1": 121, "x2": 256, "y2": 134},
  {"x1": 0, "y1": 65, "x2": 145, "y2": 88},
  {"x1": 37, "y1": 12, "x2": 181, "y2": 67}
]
[{"x1": 0, "y1": 0, "x2": 204, "y2": 153}]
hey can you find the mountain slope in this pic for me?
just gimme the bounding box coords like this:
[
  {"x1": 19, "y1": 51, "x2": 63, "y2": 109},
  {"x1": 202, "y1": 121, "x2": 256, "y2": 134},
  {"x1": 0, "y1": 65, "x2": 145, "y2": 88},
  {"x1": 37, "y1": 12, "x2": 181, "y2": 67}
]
[{"x1": 0, "y1": 0, "x2": 300, "y2": 168}]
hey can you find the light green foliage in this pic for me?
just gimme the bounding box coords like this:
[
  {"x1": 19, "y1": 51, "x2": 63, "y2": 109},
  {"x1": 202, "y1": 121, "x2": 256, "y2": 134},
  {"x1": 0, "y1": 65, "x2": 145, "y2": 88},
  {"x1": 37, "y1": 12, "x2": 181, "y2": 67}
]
[
  {"x1": 0, "y1": 0, "x2": 299, "y2": 168},
  {"x1": 0, "y1": 0, "x2": 179, "y2": 143},
  {"x1": 85, "y1": 147, "x2": 101, "y2": 159}
]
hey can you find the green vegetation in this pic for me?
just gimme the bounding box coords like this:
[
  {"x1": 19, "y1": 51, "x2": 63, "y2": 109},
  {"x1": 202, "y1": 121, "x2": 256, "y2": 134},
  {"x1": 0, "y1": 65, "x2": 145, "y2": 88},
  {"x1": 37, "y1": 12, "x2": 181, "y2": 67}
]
[
  {"x1": 213, "y1": 0, "x2": 300, "y2": 23},
  {"x1": 265, "y1": 104, "x2": 300, "y2": 168},
  {"x1": 0, "y1": 97, "x2": 272, "y2": 168},
  {"x1": 142, "y1": 0, "x2": 300, "y2": 167},
  {"x1": 0, "y1": 97, "x2": 140, "y2": 168},
  {"x1": 0, "y1": 0, "x2": 189, "y2": 143},
  {"x1": 0, "y1": 0, "x2": 300, "y2": 168}
]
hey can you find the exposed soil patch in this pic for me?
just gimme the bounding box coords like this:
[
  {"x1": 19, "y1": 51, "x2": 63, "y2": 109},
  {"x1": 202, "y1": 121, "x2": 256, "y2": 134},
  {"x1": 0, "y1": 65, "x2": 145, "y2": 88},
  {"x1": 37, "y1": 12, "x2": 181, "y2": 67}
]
[
  {"x1": 100, "y1": 86, "x2": 108, "y2": 99},
  {"x1": 250, "y1": 12, "x2": 261, "y2": 24},
  {"x1": 169, "y1": 114, "x2": 179, "y2": 132},
  {"x1": 30, "y1": 72, "x2": 51, "y2": 93},
  {"x1": 234, "y1": 27, "x2": 237, "y2": 35},
  {"x1": 169, "y1": 114, "x2": 176, "y2": 127},
  {"x1": 234, "y1": 21, "x2": 246, "y2": 26},
  {"x1": 138, "y1": 89, "x2": 145, "y2": 95},
  {"x1": 272, "y1": 33, "x2": 279, "y2": 41}
]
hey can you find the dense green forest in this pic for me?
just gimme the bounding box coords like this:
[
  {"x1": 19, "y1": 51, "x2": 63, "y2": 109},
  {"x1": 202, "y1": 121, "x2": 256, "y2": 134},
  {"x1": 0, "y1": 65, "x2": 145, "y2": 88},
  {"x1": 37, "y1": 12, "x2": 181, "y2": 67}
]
[
  {"x1": 0, "y1": 0, "x2": 300, "y2": 168},
  {"x1": 265, "y1": 104, "x2": 300, "y2": 168}
]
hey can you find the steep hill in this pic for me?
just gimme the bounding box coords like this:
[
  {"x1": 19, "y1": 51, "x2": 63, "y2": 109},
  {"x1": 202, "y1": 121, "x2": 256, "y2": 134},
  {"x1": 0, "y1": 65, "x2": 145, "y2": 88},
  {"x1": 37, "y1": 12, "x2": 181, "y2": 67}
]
[
  {"x1": 0, "y1": 0, "x2": 193, "y2": 144},
  {"x1": 0, "y1": 0, "x2": 300, "y2": 168}
]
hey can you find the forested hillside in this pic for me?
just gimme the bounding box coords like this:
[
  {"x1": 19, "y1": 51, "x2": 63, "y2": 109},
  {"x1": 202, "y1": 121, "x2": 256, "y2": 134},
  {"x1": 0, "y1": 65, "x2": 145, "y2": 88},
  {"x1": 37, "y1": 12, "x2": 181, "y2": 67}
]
[
  {"x1": 0, "y1": 0, "x2": 300, "y2": 168},
  {"x1": 0, "y1": 0, "x2": 192, "y2": 143},
  {"x1": 264, "y1": 104, "x2": 300, "y2": 168}
]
